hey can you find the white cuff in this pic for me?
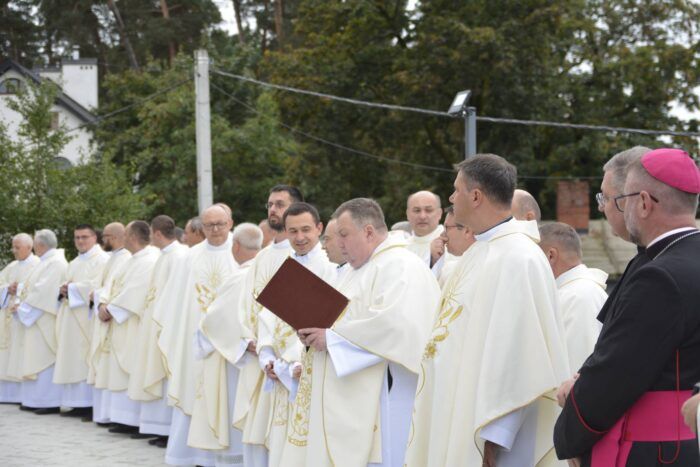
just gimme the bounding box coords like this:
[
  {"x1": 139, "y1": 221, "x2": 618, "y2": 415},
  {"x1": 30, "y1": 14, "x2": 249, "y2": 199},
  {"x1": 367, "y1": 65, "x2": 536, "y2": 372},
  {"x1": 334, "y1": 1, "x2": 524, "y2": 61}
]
[
  {"x1": 326, "y1": 329, "x2": 383, "y2": 378},
  {"x1": 274, "y1": 359, "x2": 293, "y2": 393},
  {"x1": 259, "y1": 346, "x2": 277, "y2": 393},
  {"x1": 288, "y1": 362, "x2": 302, "y2": 401},
  {"x1": 193, "y1": 330, "x2": 215, "y2": 360},
  {"x1": 17, "y1": 302, "x2": 43, "y2": 327},
  {"x1": 107, "y1": 304, "x2": 131, "y2": 324},
  {"x1": 431, "y1": 255, "x2": 445, "y2": 278},
  {"x1": 232, "y1": 339, "x2": 252, "y2": 368},
  {"x1": 479, "y1": 407, "x2": 526, "y2": 451},
  {"x1": 67, "y1": 283, "x2": 86, "y2": 309}
]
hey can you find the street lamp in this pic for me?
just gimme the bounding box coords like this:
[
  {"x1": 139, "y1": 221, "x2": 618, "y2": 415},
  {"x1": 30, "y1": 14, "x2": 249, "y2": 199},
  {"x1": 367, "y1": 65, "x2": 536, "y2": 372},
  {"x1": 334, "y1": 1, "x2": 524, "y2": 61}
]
[{"x1": 447, "y1": 90, "x2": 476, "y2": 159}]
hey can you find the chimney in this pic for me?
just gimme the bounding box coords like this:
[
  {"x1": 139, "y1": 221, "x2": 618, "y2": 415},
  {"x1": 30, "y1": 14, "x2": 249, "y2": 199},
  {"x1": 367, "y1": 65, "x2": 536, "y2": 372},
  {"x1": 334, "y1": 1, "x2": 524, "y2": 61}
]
[
  {"x1": 59, "y1": 58, "x2": 98, "y2": 110},
  {"x1": 556, "y1": 180, "x2": 590, "y2": 233}
]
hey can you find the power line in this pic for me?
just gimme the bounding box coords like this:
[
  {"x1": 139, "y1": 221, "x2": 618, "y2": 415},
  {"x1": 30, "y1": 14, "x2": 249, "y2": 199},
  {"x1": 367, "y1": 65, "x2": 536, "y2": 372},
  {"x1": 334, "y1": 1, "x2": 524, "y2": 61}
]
[
  {"x1": 211, "y1": 68, "x2": 700, "y2": 139},
  {"x1": 65, "y1": 77, "x2": 191, "y2": 133},
  {"x1": 210, "y1": 82, "x2": 603, "y2": 180}
]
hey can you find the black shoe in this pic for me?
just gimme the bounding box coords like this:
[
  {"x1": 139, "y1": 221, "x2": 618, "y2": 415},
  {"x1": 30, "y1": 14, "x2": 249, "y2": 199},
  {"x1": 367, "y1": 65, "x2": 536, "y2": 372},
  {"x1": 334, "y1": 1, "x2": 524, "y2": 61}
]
[
  {"x1": 0, "y1": 401, "x2": 20, "y2": 405},
  {"x1": 130, "y1": 432, "x2": 157, "y2": 439},
  {"x1": 108, "y1": 423, "x2": 139, "y2": 434},
  {"x1": 96, "y1": 422, "x2": 112, "y2": 428},
  {"x1": 19, "y1": 404, "x2": 37, "y2": 412},
  {"x1": 81, "y1": 414, "x2": 94, "y2": 422},
  {"x1": 155, "y1": 436, "x2": 168, "y2": 448},
  {"x1": 34, "y1": 407, "x2": 60, "y2": 415},
  {"x1": 61, "y1": 407, "x2": 92, "y2": 418}
]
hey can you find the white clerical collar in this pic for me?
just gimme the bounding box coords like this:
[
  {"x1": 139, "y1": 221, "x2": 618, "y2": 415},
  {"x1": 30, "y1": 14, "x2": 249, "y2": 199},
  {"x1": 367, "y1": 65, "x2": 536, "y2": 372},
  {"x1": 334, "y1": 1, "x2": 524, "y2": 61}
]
[
  {"x1": 475, "y1": 217, "x2": 515, "y2": 242},
  {"x1": 646, "y1": 227, "x2": 697, "y2": 248},
  {"x1": 40, "y1": 248, "x2": 57, "y2": 261},
  {"x1": 293, "y1": 241, "x2": 322, "y2": 264},
  {"x1": 239, "y1": 258, "x2": 254, "y2": 269},
  {"x1": 161, "y1": 240, "x2": 178, "y2": 253},
  {"x1": 110, "y1": 247, "x2": 125, "y2": 257},
  {"x1": 131, "y1": 246, "x2": 150, "y2": 258},
  {"x1": 18, "y1": 255, "x2": 34, "y2": 264},
  {"x1": 555, "y1": 264, "x2": 587, "y2": 288},
  {"x1": 556, "y1": 263, "x2": 608, "y2": 289},
  {"x1": 272, "y1": 238, "x2": 291, "y2": 250},
  {"x1": 79, "y1": 244, "x2": 101, "y2": 260},
  {"x1": 411, "y1": 225, "x2": 444, "y2": 243}
]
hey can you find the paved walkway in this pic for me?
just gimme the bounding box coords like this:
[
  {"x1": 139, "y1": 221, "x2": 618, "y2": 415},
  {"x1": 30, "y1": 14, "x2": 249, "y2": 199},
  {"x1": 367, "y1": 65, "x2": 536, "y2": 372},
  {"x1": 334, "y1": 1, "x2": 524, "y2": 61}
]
[{"x1": 0, "y1": 404, "x2": 167, "y2": 466}]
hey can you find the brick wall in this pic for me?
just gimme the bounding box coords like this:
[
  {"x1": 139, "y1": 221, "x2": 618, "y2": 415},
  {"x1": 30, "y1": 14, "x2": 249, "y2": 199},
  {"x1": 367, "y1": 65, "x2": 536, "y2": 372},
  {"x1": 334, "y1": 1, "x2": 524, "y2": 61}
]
[{"x1": 556, "y1": 180, "x2": 590, "y2": 232}]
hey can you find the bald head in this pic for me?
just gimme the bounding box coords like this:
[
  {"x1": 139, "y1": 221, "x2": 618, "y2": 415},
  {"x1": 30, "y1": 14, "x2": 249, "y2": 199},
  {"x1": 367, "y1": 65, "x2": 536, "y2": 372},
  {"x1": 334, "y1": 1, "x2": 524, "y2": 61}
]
[
  {"x1": 102, "y1": 222, "x2": 125, "y2": 252},
  {"x1": 406, "y1": 190, "x2": 442, "y2": 237},
  {"x1": 201, "y1": 205, "x2": 233, "y2": 247},
  {"x1": 539, "y1": 222, "x2": 582, "y2": 278},
  {"x1": 511, "y1": 189, "x2": 541, "y2": 222}
]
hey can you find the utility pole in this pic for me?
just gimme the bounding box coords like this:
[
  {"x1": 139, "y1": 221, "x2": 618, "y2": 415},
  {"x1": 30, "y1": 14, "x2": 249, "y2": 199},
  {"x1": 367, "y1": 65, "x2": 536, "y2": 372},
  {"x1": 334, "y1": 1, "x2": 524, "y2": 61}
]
[
  {"x1": 464, "y1": 106, "x2": 477, "y2": 159},
  {"x1": 194, "y1": 49, "x2": 213, "y2": 212}
]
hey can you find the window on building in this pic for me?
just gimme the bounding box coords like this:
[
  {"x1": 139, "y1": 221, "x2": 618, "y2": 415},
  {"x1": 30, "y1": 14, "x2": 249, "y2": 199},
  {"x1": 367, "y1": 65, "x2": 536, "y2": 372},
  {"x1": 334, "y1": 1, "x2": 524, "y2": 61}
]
[
  {"x1": 0, "y1": 78, "x2": 22, "y2": 94},
  {"x1": 50, "y1": 112, "x2": 60, "y2": 130}
]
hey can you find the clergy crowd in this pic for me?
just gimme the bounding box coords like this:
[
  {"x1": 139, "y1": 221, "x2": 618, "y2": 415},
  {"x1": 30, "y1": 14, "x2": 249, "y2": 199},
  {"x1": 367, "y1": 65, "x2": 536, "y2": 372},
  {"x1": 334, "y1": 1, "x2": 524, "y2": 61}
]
[{"x1": 0, "y1": 147, "x2": 699, "y2": 467}]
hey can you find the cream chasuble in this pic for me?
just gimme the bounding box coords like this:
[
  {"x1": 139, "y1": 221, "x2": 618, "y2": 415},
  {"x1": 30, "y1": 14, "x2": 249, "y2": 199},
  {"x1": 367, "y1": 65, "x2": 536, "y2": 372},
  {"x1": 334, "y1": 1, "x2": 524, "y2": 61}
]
[
  {"x1": 128, "y1": 241, "x2": 189, "y2": 402},
  {"x1": 556, "y1": 264, "x2": 607, "y2": 373},
  {"x1": 431, "y1": 251, "x2": 460, "y2": 289},
  {"x1": 232, "y1": 239, "x2": 291, "y2": 449},
  {"x1": 257, "y1": 243, "x2": 336, "y2": 467},
  {"x1": 287, "y1": 236, "x2": 440, "y2": 467},
  {"x1": 0, "y1": 255, "x2": 40, "y2": 387},
  {"x1": 90, "y1": 246, "x2": 160, "y2": 392},
  {"x1": 87, "y1": 248, "x2": 131, "y2": 385},
  {"x1": 54, "y1": 245, "x2": 109, "y2": 385},
  {"x1": 405, "y1": 225, "x2": 443, "y2": 265},
  {"x1": 158, "y1": 237, "x2": 237, "y2": 416},
  {"x1": 405, "y1": 219, "x2": 570, "y2": 467},
  {"x1": 11, "y1": 249, "x2": 67, "y2": 380},
  {"x1": 188, "y1": 259, "x2": 253, "y2": 453}
]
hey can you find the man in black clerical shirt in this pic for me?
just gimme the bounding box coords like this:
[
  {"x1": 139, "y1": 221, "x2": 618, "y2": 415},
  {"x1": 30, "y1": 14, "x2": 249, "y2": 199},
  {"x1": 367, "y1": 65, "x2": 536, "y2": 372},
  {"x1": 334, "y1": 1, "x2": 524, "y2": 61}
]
[{"x1": 554, "y1": 148, "x2": 700, "y2": 466}]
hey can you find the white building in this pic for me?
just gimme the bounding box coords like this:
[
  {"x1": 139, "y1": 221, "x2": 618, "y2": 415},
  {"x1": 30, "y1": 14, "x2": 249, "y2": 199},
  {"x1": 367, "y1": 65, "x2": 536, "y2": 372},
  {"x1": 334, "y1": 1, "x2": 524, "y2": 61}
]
[{"x1": 0, "y1": 57, "x2": 98, "y2": 166}]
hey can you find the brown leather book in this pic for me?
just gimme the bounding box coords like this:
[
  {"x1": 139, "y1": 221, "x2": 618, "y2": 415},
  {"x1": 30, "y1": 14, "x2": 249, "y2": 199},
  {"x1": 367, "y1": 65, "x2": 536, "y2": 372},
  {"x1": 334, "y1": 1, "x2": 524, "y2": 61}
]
[{"x1": 255, "y1": 257, "x2": 349, "y2": 330}]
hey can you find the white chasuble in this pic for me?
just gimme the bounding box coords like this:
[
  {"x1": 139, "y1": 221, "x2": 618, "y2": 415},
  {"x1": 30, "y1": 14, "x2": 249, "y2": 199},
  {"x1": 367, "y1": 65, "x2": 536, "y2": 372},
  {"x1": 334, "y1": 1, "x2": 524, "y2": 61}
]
[
  {"x1": 158, "y1": 238, "x2": 237, "y2": 416},
  {"x1": 405, "y1": 225, "x2": 443, "y2": 265},
  {"x1": 0, "y1": 255, "x2": 40, "y2": 389},
  {"x1": 188, "y1": 260, "x2": 253, "y2": 456},
  {"x1": 90, "y1": 246, "x2": 160, "y2": 392},
  {"x1": 405, "y1": 219, "x2": 570, "y2": 467},
  {"x1": 258, "y1": 243, "x2": 336, "y2": 467},
  {"x1": 128, "y1": 241, "x2": 189, "y2": 402},
  {"x1": 232, "y1": 239, "x2": 291, "y2": 450},
  {"x1": 290, "y1": 236, "x2": 440, "y2": 467},
  {"x1": 87, "y1": 248, "x2": 131, "y2": 385},
  {"x1": 12, "y1": 249, "x2": 67, "y2": 380},
  {"x1": 54, "y1": 245, "x2": 109, "y2": 386},
  {"x1": 556, "y1": 264, "x2": 607, "y2": 373}
]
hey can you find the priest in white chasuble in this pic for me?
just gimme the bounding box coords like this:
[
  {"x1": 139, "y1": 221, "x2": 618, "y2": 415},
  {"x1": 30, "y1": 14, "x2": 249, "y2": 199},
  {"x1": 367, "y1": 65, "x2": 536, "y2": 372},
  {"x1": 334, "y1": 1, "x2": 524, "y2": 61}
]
[
  {"x1": 11, "y1": 229, "x2": 68, "y2": 412},
  {"x1": 188, "y1": 223, "x2": 264, "y2": 466},
  {"x1": 128, "y1": 215, "x2": 188, "y2": 442},
  {"x1": 295, "y1": 198, "x2": 441, "y2": 467},
  {"x1": 232, "y1": 184, "x2": 303, "y2": 467},
  {"x1": 256, "y1": 202, "x2": 336, "y2": 467},
  {"x1": 430, "y1": 206, "x2": 476, "y2": 288},
  {"x1": 87, "y1": 221, "x2": 131, "y2": 423},
  {"x1": 539, "y1": 222, "x2": 607, "y2": 373},
  {"x1": 54, "y1": 224, "x2": 109, "y2": 417},
  {"x1": 0, "y1": 233, "x2": 39, "y2": 403},
  {"x1": 406, "y1": 154, "x2": 569, "y2": 467},
  {"x1": 91, "y1": 221, "x2": 160, "y2": 431},
  {"x1": 405, "y1": 190, "x2": 444, "y2": 264},
  {"x1": 159, "y1": 204, "x2": 238, "y2": 467}
]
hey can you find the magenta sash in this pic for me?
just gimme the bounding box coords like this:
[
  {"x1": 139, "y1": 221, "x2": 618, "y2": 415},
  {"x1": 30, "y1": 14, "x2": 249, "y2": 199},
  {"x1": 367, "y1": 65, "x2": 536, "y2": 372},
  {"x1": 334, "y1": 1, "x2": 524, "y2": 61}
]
[{"x1": 590, "y1": 390, "x2": 695, "y2": 466}]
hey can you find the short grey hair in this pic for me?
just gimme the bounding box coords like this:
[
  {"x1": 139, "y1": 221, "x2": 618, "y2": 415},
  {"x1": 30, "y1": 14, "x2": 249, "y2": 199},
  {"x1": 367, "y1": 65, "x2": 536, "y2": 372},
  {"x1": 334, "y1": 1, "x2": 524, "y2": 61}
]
[
  {"x1": 332, "y1": 198, "x2": 388, "y2": 231},
  {"x1": 232, "y1": 223, "x2": 263, "y2": 250},
  {"x1": 626, "y1": 158, "x2": 699, "y2": 215},
  {"x1": 12, "y1": 233, "x2": 33, "y2": 247},
  {"x1": 455, "y1": 154, "x2": 517, "y2": 207},
  {"x1": 187, "y1": 216, "x2": 204, "y2": 236},
  {"x1": 539, "y1": 222, "x2": 582, "y2": 259},
  {"x1": 34, "y1": 229, "x2": 58, "y2": 249},
  {"x1": 603, "y1": 146, "x2": 651, "y2": 193}
]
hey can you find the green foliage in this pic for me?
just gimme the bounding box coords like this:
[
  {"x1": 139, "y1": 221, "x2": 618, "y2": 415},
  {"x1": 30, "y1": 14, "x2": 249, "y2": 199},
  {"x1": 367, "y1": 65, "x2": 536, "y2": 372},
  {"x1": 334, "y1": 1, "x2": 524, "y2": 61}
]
[{"x1": 0, "y1": 81, "x2": 145, "y2": 265}]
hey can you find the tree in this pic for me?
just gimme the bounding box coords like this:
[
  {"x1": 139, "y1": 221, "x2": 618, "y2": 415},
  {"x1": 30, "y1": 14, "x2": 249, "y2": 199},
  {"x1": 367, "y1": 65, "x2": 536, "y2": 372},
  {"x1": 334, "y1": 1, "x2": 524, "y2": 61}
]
[{"x1": 0, "y1": 80, "x2": 146, "y2": 264}]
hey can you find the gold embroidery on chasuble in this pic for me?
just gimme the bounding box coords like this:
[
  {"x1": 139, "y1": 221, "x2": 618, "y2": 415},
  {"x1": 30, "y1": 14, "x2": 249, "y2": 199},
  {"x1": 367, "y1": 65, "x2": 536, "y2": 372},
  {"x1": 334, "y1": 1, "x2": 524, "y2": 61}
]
[
  {"x1": 273, "y1": 380, "x2": 289, "y2": 426},
  {"x1": 288, "y1": 348, "x2": 313, "y2": 446},
  {"x1": 195, "y1": 262, "x2": 225, "y2": 315},
  {"x1": 423, "y1": 267, "x2": 466, "y2": 361}
]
